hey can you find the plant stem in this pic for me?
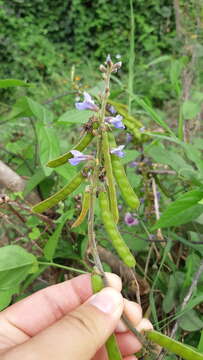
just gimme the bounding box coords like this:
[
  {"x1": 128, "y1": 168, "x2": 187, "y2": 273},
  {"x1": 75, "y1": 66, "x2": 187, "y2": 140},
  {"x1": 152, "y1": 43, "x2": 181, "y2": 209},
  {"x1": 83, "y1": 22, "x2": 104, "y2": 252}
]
[{"x1": 37, "y1": 261, "x2": 87, "y2": 274}]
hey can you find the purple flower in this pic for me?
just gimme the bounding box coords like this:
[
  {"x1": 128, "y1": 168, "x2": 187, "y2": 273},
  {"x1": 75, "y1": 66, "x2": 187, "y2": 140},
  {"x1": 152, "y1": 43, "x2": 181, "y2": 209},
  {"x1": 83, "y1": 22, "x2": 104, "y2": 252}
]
[
  {"x1": 75, "y1": 92, "x2": 99, "y2": 112},
  {"x1": 124, "y1": 212, "x2": 139, "y2": 227},
  {"x1": 110, "y1": 145, "x2": 125, "y2": 158},
  {"x1": 129, "y1": 161, "x2": 139, "y2": 168},
  {"x1": 126, "y1": 133, "x2": 133, "y2": 143},
  {"x1": 68, "y1": 150, "x2": 92, "y2": 166},
  {"x1": 108, "y1": 105, "x2": 117, "y2": 115},
  {"x1": 105, "y1": 115, "x2": 125, "y2": 129}
]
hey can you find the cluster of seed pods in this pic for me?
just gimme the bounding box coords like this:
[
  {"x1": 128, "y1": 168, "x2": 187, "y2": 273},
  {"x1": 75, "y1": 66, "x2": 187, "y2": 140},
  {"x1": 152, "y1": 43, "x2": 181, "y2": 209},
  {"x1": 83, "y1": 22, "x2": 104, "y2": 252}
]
[{"x1": 32, "y1": 55, "x2": 140, "y2": 268}]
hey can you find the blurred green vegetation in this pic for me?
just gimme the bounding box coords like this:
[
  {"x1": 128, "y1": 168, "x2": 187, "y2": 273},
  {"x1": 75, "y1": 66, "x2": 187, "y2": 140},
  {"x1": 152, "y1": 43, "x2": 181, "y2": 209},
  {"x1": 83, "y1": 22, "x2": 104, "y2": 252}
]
[{"x1": 0, "y1": 1, "x2": 203, "y2": 357}]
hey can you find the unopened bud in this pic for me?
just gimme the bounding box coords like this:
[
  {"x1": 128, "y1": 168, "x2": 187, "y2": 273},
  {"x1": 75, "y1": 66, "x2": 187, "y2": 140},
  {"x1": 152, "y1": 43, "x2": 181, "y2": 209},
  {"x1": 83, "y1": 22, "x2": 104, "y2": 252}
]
[
  {"x1": 99, "y1": 64, "x2": 107, "y2": 73},
  {"x1": 112, "y1": 61, "x2": 122, "y2": 72},
  {"x1": 106, "y1": 54, "x2": 113, "y2": 67}
]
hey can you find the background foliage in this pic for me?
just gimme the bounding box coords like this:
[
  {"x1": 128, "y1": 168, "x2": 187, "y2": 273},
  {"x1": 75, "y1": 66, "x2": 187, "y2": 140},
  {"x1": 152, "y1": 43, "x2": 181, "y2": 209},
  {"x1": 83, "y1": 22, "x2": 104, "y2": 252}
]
[{"x1": 0, "y1": 0, "x2": 203, "y2": 358}]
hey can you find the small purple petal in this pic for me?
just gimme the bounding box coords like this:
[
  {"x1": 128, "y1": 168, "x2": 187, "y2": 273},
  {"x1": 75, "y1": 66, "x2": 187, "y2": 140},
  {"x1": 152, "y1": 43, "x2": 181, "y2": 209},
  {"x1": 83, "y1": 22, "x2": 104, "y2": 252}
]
[
  {"x1": 69, "y1": 158, "x2": 83, "y2": 166},
  {"x1": 108, "y1": 105, "x2": 117, "y2": 115},
  {"x1": 69, "y1": 150, "x2": 92, "y2": 166},
  {"x1": 126, "y1": 133, "x2": 133, "y2": 143},
  {"x1": 70, "y1": 150, "x2": 83, "y2": 157},
  {"x1": 110, "y1": 145, "x2": 125, "y2": 158},
  {"x1": 124, "y1": 212, "x2": 139, "y2": 227},
  {"x1": 83, "y1": 92, "x2": 92, "y2": 103},
  {"x1": 105, "y1": 115, "x2": 125, "y2": 129},
  {"x1": 75, "y1": 92, "x2": 99, "y2": 112},
  {"x1": 129, "y1": 161, "x2": 139, "y2": 168}
]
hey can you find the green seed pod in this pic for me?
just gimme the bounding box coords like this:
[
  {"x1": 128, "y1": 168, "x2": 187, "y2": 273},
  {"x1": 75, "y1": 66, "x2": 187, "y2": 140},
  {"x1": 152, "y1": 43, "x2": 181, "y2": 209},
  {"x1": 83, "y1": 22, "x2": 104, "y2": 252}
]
[
  {"x1": 91, "y1": 273, "x2": 104, "y2": 293},
  {"x1": 71, "y1": 187, "x2": 90, "y2": 228},
  {"x1": 102, "y1": 131, "x2": 119, "y2": 223},
  {"x1": 99, "y1": 190, "x2": 136, "y2": 267},
  {"x1": 46, "y1": 132, "x2": 94, "y2": 168},
  {"x1": 91, "y1": 273, "x2": 122, "y2": 360},
  {"x1": 108, "y1": 133, "x2": 140, "y2": 210},
  {"x1": 107, "y1": 99, "x2": 142, "y2": 140},
  {"x1": 32, "y1": 171, "x2": 85, "y2": 213},
  {"x1": 146, "y1": 330, "x2": 203, "y2": 360}
]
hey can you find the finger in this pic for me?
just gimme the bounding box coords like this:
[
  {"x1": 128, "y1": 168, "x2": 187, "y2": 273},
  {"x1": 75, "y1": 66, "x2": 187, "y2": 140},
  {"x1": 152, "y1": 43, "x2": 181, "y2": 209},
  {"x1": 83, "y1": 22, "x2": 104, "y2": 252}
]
[
  {"x1": 3, "y1": 288, "x2": 124, "y2": 360},
  {"x1": 116, "y1": 332, "x2": 142, "y2": 356},
  {"x1": 0, "y1": 273, "x2": 121, "y2": 353},
  {"x1": 124, "y1": 356, "x2": 137, "y2": 360},
  {"x1": 136, "y1": 318, "x2": 153, "y2": 333},
  {"x1": 115, "y1": 299, "x2": 143, "y2": 333}
]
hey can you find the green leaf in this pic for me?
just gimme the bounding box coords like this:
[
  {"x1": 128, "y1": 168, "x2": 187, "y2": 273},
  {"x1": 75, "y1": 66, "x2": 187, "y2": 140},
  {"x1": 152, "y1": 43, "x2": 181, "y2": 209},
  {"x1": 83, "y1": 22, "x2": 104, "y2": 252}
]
[
  {"x1": 0, "y1": 245, "x2": 38, "y2": 290},
  {"x1": 28, "y1": 227, "x2": 41, "y2": 240},
  {"x1": 36, "y1": 121, "x2": 60, "y2": 176},
  {"x1": 44, "y1": 210, "x2": 72, "y2": 261},
  {"x1": 23, "y1": 167, "x2": 46, "y2": 196},
  {"x1": 145, "y1": 141, "x2": 194, "y2": 175},
  {"x1": 182, "y1": 101, "x2": 201, "y2": 120},
  {"x1": 152, "y1": 189, "x2": 203, "y2": 229},
  {"x1": 57, "y1": 109, "x2": 92, "y2": 125},
  {"x1": 178, "y1": 309, "x2": 203, "y2": 332},
  {"x1": 132, "y1": 94, "x2": 175, "y2": 136},
  {"x1": 120, "y1": 150, "x2": 139, "y2": 165},
  {"x1": 0, "y1": 286, "x2": 19, "y2": 311},
  {"x1": 26, "y1": 97, "x2": 54, "y2": 123},
  {"x1": 198, "y1": 331, "x2": 203, "y2": 354},
  {"x1": 163, "y1": 274, "x2": 177, "y2": 313},
  {"x1": 0, "y1": 79, "x2": 33, "y2": 88}
]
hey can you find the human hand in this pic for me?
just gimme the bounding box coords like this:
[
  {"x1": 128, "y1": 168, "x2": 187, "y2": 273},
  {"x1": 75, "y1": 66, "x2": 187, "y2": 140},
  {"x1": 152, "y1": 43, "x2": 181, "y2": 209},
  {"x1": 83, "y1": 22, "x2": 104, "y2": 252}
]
[{"x1": 0, "y1": 273, "x2": 152, "y2": 360}]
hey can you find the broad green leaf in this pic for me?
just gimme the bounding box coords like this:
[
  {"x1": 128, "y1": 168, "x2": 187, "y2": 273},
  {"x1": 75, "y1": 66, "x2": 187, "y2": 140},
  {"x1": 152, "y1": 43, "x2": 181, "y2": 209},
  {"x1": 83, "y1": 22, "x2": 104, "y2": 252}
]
[
  {"x1": 120, "y1": 150, "x2": 139, "y2": 165},
  {"x1": 26, "y1": 97, "x2": 54, "y2": 123},
  {"x1": 44, "y1": 210, "x2": 72, "y2": 261},
  {"x1": 0, "y1": 287, "x2": 19, "y2": 310},
  {"x1": 0, "y1": 79, "x2": 33, "y2": 88},
  {"x1": 145, "y1": 141, "x2": 195, "y2": 175},
  {"x1": 132, "y1": 94, "x2": 175, "y2": 136},
  {"x1": 23, "y1": 167, "x2": 46, "y2": 196},
  {"x1": 36, "y1": 121, "x2": 60, "y2": 176},
  {"x1": 162, "y1": 274, "x2": 177, "y2": 313},
  {"x1": 185, "y1": 253, "x2": 203, "y2": 283},
  {"x1": 57, "y1": 109, "x2": 92, "y2": 125},
  {"x1": 178, "y1": 309, "x2": 203, "y2": 332},
  {"x1": 0, "y1": 245, "x2": 38, "y2": 290},
  {"x1": 54, "y1": 164, "x2": 77, "y2": 180},
  {"x1": 198, "y1": 331, "x2": 203, "y2": 354},
  {"x1": 184, "y1": 144, "x2": 203, "y2": 175},
  {"x1": 182, "y1": 101, "x2": 201, "y2": 120},
  {"x1": 152, "y1": 189, "x2": 203, "y2": 229}
]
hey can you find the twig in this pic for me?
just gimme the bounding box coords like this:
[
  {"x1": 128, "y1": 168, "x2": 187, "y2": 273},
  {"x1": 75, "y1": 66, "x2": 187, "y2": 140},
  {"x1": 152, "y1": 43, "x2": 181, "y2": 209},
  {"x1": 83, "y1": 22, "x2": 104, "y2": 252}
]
[{"x1": 43, "y1": 91, "x2": 76, "y2": 105}]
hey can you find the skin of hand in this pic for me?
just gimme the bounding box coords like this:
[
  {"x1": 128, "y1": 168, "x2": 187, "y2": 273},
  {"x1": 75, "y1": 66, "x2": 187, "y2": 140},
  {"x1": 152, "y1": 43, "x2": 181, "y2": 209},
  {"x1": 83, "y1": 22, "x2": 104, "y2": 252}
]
[{"x1": 0, "y1": 273, "x2": 153, "y2": 360}]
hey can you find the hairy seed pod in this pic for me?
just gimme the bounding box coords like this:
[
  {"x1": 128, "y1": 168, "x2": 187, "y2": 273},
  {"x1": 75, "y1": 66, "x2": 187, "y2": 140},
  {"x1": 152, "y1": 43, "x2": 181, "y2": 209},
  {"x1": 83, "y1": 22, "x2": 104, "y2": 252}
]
[
  {"x1": 146, "y1": 330, "x2": 203, "y2": 360},
  {"x1": 91, "y1": 273, "x2": 122, "y2": 360},
  {"x1": 71, "y1": 187, "x2": 90, "y2": 228},
  {"x1": 32, "y1": 171, "x2": 85, "y2": 213},
  {"x1": 99, "y1": 190, "x2": 136, "y2": 267},
  {"x1": 108, "y1": 133, "x2": 140, "y2": 209},
  {"x1": 102, "y1": 131, "x2": 119, "y2": 223}
]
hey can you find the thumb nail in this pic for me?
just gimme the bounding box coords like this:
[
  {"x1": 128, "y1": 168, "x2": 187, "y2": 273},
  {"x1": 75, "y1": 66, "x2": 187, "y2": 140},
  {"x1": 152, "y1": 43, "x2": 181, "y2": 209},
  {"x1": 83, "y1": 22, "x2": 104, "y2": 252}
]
[{"x1": 88, "y1": 287, "x2": 123, "y2": 314}]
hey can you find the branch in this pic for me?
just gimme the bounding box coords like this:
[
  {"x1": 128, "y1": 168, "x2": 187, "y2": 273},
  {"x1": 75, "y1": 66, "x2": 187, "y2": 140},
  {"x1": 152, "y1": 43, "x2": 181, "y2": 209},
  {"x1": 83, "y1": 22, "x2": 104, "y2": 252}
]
[{"x1": 0, "y1": 160, "x2": 40, "y2": 204}]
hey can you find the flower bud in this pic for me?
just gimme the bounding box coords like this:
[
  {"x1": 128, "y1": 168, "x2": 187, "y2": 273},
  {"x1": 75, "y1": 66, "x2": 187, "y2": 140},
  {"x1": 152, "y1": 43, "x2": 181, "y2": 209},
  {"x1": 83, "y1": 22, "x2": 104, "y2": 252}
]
[
  {"x1": 99, "y1": 64, "x2": 107, "y2": 73},
  {"x1": 112, "y1": 61, "x2": 122, "y2": 72}
]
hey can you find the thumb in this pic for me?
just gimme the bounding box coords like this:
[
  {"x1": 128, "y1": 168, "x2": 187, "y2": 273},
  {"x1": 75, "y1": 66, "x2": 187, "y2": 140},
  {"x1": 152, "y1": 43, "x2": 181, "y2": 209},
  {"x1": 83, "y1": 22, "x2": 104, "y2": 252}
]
[{"x1": 3, "y1": 288, "x2": 124, "y2": 360}]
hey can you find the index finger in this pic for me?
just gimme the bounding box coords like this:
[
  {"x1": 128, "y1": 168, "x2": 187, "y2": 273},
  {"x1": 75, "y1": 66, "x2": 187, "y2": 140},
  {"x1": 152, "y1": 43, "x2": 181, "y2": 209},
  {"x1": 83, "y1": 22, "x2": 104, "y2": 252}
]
[{"x1": 0, "y1": 273, "x2": 121, "y2": 337}]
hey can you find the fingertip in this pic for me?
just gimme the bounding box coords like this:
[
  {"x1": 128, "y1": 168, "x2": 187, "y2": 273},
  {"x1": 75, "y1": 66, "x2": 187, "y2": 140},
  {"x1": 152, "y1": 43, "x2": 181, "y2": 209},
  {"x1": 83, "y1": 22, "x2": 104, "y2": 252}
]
[
  {"x1": 124, "y1": 300, "x2": 143, "y2": 327},
  {"x1": 136, "y1": 318, "x2": 153, "y2": 332},
  {"x1": 105, "y1": 272, "x2": 122, "y2": 292}
]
